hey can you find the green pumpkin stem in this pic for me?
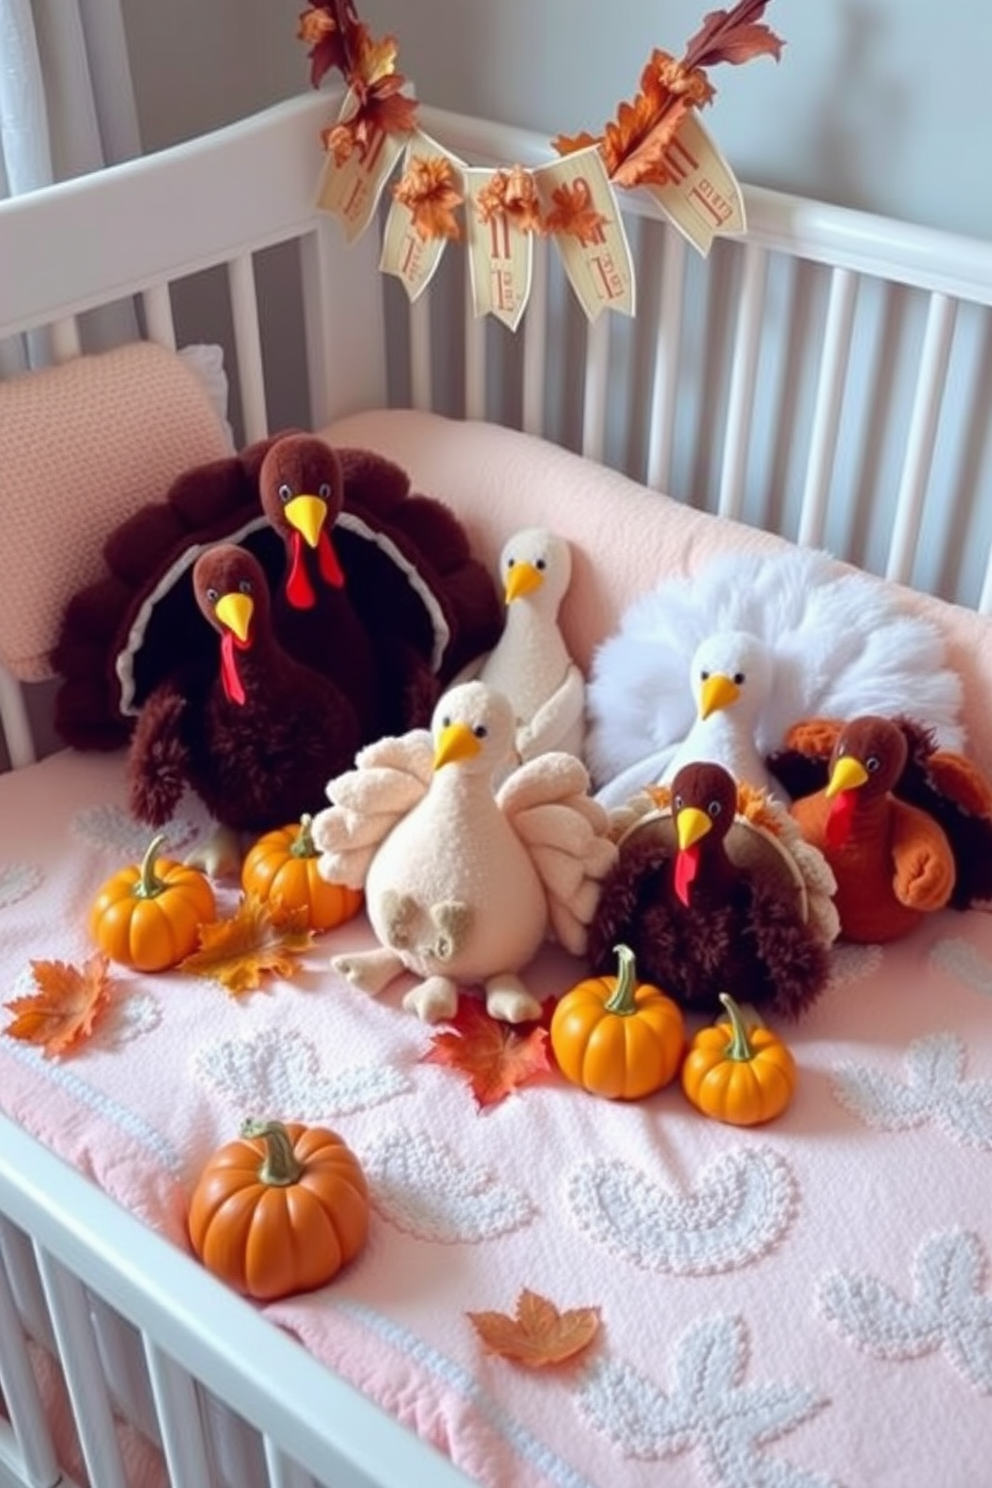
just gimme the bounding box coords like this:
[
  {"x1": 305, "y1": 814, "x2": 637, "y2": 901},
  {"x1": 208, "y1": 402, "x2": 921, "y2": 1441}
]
[
  {"x1": 603, "y1": 944, "x2": 640, "y2": 1016},
  {"x1": 291, "y1": 813, "x2": 317, "y2": 860},
  {"x1": 242, "y1": 1118, "x2": 304, "y2": 1186},
  {"x1": 718, "y1": 992, "x2": 756, "y2": 1062},
  {"x1": 133, "y1": 834, "x2": 169, "y2": 900}
]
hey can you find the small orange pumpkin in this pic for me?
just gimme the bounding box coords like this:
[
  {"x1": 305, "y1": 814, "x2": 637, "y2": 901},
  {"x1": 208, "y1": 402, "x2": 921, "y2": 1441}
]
[
  {"x1": 550, "y1": 944, "x2": 686, "y2": 1099},
  {"x1": 90, "y1": 834, "x2": 216, "y2": 972},
  {"x1": 188, "y1": 1118, "x2": 370, "y2": 1300},
  {"x1": 241, "y1": 814, "x2": 363, "y2": 931},
  {"x1": 681, "y1": 993, "x2": 797, "y2": 1126}
]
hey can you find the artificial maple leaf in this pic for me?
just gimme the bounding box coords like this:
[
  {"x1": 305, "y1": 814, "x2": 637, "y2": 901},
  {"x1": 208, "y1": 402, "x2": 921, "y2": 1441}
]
[
  {"x1": 3, "y1": 954, "x2": 114, "y2": 1059},
  {"x1": 350, "y1": 30, "x2": 401, "y2": 94},
  {"x1": 544, "y1": 180, "x2": 609, "y2": 247},
  {"x1": 392, "y1": 154, "x2": 465, "y2": 242},
  {"x1": 684, "y1": 0, "x2": 785, "y2": 71},
  {"x1": 476, "y1": 166, "x2": 544, "y2": 236},
  {"x1": 420, "y1": 997, "x2": 553, "y2": 1108},
  {"x1": 179, "y1": 893, "x2": 312, "y2": 995},
  {"x1": 298, "y1": 1, "x2": 358, "y2": 89},
  {"x1": 467, "y1": 1288, "x2": 601, "y2": 1368}
]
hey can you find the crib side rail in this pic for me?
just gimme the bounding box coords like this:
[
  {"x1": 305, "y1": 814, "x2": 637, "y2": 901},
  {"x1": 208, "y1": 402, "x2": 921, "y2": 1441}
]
[{"x1": 0, "y1": 1113, "x2": 473, "y2": 1488}]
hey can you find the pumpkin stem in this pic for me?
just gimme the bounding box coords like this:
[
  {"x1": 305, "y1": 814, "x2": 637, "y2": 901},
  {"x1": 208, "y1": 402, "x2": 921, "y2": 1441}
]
[
  {"x1": 134, "y1": 834, "x2": 169, "y2": 900},
  {"x1": 603, "y1": 944, "x2": 639, "y2": 1016},
  {"x1": 242, "y1": 1118, "x2": 305, "y2": 1186},
  {"x1": 718, "y1": 993, "x2": 755, "y2": 1062},
  {"x1": 291, "y1": 814, "x2": 317, "y2": 860}
]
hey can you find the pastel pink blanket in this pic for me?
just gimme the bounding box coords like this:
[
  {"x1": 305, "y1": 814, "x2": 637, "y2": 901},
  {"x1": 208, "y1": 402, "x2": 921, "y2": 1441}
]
[{"x1": 4, "y1": 411, "x2": 992, "y2": 1488}]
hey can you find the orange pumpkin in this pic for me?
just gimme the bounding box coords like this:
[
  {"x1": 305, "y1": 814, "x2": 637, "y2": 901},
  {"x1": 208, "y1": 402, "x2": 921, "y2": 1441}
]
[
  {"x1": 90, "y1": 834, "x2": 216, "y2": 972},
  {"x1": 681, "y1": 993, "x2": 797, "y2": 1125},
  {"x1": 241, "y1": 814, "x2": 363, "y2": 931},
  {"x1": 188, "y1": 1119, "x2": 370, "y2": 1300},
  {"x1": 550, "y1": 944, "x2": 686, "y2": 1099}
]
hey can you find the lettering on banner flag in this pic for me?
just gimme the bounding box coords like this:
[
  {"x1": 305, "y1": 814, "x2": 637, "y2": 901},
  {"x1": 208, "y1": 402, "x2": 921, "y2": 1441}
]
[
  {"x1": 534, "y1": 146, "x2": 635, "y2": 322},
  {"x1": 463, "y1": 167, "x2": 535, "y2": 331},
  {"x1": 379, "y1": 131, "x2": 467, "y2": 302},
  {"x1": 316, "y1": 90, "x2": 409, "y2": 243},
  {"x1": 641, "y1": 112, "x2": 746, "y2": 256}
]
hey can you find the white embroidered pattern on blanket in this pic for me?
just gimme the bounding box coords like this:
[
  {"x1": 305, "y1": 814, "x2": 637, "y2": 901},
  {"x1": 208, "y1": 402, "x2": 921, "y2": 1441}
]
[{"x1": 832, "y1": 1030, "x2": 992, "y2": 1147}]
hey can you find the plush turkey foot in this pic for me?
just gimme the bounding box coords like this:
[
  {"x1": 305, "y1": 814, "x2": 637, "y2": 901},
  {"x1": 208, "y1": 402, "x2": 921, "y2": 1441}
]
[
  {"x1": 379, "y1": 890, "x2": 418, "y2": 949},
  {"x1": 331, "y1": 947, "x2": 406, "y2": 996},
  {"x1": 484, "y1": 973, "x2": 542, "y2": 1023},
  {"x1": 430, "y1": 901, "x2": 473, "y2": 961},
  {"x1": 185, "y1": 823, "x2": 243, "y2": 879},
  {"x1": 403, "y1": 975, "x2": 459, "y2": 1023}
]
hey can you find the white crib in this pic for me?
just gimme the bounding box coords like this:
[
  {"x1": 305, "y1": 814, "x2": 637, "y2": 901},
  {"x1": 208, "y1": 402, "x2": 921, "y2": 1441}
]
[{"x1": 1, "y1": 85, "x2": 991, "y2": 1488}]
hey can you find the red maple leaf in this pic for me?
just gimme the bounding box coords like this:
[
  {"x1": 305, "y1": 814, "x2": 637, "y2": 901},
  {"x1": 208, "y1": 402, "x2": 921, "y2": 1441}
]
[{"x1": 421, "y1": 997, "x2": 555, "y2": 1109}]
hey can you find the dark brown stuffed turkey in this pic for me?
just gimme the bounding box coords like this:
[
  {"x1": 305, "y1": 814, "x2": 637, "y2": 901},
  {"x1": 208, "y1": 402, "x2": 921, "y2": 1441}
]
[{"x1": 52, "y1": 431, "x2": 502, "y2": 753}]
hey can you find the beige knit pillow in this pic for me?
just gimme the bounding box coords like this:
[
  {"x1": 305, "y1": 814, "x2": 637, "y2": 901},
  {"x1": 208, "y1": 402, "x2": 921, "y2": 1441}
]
[{"x1": 0, "y1": 341, "x2": 233, "y2": 681}]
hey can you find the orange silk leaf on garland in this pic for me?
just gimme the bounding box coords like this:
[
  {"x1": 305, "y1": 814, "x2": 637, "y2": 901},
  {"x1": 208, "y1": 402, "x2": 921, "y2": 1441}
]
[
  {"x1": 544, "y1": 179, "x2": 609, "y2": 246},
  {"x1": 179, "y1": 893, "x2": 313, "y2": 995},
  {"x1": 392, "y1": 155, "x2": 465, "y2": 241},
  {"x1": 421, "y1": 997, "x2": 554, "y2": 1108},
  {"x1": 467, "y1": 1288, "x2": 601, "y2": 1368},
  {"x1": 3, "y1": 954, "x2": 114, "y2": 1058}
]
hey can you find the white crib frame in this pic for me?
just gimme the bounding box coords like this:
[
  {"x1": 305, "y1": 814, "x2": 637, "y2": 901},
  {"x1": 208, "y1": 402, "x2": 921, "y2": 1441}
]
[{"x1": 1, "y1": 85, "x2": 992, "y2": 1488}]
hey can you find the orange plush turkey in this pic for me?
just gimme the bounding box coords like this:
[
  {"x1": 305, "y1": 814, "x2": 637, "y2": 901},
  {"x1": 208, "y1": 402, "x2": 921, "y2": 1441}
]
[{"x1": 785, "y1": 715, "x2": 962, "y2": 942}]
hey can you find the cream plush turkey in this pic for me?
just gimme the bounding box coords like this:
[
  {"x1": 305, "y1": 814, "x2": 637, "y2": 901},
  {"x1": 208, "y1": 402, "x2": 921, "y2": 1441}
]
[
  {"x1": 311, "y1": 681, "x2": 617, "y2": 1024},
  {"x1": 587, "y1": 547, "x2": 966, "y2": 810}
]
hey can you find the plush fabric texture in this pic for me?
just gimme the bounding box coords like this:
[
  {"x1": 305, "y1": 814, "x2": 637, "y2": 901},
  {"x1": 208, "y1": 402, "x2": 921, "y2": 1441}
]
[
  {"x1": 321, "y1": 411, "x2": 992, "y2": 784},
  {"x1": 0, "y1": 342, "x2": 232, "y2": 681}
]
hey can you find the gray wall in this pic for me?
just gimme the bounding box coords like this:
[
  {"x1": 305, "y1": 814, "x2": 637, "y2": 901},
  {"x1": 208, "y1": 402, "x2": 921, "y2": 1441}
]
[{"x1": 123, "y1": 0, "x2": 992, "y2": 241}]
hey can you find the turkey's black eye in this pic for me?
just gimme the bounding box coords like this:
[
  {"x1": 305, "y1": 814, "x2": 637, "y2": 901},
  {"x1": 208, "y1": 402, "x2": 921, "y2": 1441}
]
[
  {"x1": 278, "y1": 482, "x2": 293, "y2": 504},
  {"x1": 708, "y1": 800, "x2": 723, "y2": 818},
  {"x1": 205, "y1": 586, "x2": 219, "y2": 605},
  {"x1": 700, "y1": 670, "x2": 710, "y2": 682},
  {"x1": 473, "y1": 725, "x2": 488, "y2": 739},
  {"x1": 507, "y1": 557, "x2": 516, "y2": 568},
  {"x1": 866, "y1": 754, "x2": 881, "y2": 773},
  {"x1": 238, "y1": 579, "x2": 253, "y2": 596},
  {"x1": 318, "y1": 482, "x2": 331, "y2": 499},
  {"x1": 674, "y1": 793, "x2": 684, "y2": 811},
  {"x1": 733, "y1": 672, "x2": 745, "y2": 685},
  {"x1": 536, "y1": 558, "x2": 546, "y2": 570}
]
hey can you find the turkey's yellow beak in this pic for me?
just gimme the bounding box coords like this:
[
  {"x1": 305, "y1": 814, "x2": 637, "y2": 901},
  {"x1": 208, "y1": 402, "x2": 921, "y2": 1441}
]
[
  {"x1": 215, "y1": 592, "x2": 254, "y2": 643},
  {"x1": 825, "y1": 755, "x2": 869, "y2": 799},
  {"x1": 284, "y1": 493, "x2": 327, "y2": 548},
  {"x1": 504, "y1": 561, "x2": 543, "y2": 603},
  {"x1": 434, "y1": 721, "x2": 482, "y2": 770},
  {"x1": 699, "y1": 673, "x2": 740, "y2": 720},
  {"x1": 676, "y1": 806, "x2": 712, "y2": 850}
]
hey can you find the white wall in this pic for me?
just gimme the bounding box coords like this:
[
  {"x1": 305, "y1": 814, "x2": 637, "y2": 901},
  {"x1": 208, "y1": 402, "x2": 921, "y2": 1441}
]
[{"x1": 123, "y1": 0, "x2": 992, "y2": 241}]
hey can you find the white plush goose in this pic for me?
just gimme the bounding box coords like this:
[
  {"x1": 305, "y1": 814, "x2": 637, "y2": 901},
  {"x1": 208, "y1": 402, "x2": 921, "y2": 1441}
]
[
  {"x1": 312, "y1": 680, "x2": 617, "y2": 1024},
  {"x1": 473, "y1": 528, "x2": 586, "y2": 772}
]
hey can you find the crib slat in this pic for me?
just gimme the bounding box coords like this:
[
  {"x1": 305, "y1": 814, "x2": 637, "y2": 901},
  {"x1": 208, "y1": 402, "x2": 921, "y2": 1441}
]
[
  {"x1": 980, "y1": 552, "x2": 992, "y2": 616},
  {"x1": 521, "y1": 236, "x2": 548, "y2": 436},
  {"x1": 0, "y1": 1252, "x2": 60, "y2": 1487},
  {"x1": 646, "y1": 229, "x2": 687, "y2": 492},
  {"x1": 51, "y1": 316, "x2": 82, "y2": 363},
  {"x1": 33, "y1": 1246, "x2": 129, "y2": 1488},
  {"x1": 718, "y1": 241, "x2": 768, "y2": 519},
  {"x1": 581, "y1": 313, "x2": 611, "y2": 462},
  {"x1": 797, "y1": 266, "x2": 858, "y2": 547},
  {"x1": 227, "y1": 251, "x2": 269, "y2": 442},
  {"x1": 141, "y1": 283, "x2": 178, "y2": 351},
  {"x1": 144, "y1": 1338, "x2": 213, "y2": 1487},
  {"x1": 264, "y1": 1435, "x2": 315, "y2": 1488},
  {"x1": 0, "y1": 668, "x2": 36, "y2": 771},
  {"x1": 885, "y1": 290, "x2": 957, "y2": 584},
  {"x1": 464, "y1": 272, "x2": 486, "y2": 420},
  {"x1": 409, "y1": 293, "x2": 433, "y2": 411}
]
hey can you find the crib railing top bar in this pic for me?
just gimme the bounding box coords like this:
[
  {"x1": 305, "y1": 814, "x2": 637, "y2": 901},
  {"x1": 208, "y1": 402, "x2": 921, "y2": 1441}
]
[{"x1": 0, "y1": 1114, "x2": 475, "y2": 1488}]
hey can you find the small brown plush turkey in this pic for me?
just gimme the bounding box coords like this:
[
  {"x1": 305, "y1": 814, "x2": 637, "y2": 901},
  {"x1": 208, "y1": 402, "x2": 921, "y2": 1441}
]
[
  {"x1": 587, "y1": 761, "x2": 839, "y2": 1019},
  {"x1": 775, "y1": 714, "x2": 992, "y2": 940},
  {"x1": 128, "y1": 544, "x2": 360, "y2": 862}
]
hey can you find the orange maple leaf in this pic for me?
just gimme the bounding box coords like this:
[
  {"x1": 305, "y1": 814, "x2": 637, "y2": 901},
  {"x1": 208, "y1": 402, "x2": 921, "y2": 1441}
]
[
  {"x1": 3, "y1": 954, "x2": 114, "y2": 1058},
  {"x1": 684, "y1": 0, "x2": 785, "y2": 71},
  {"x1": 467, "y1": 1288, "x2": 601, "y2": 1368},
  {"x1": 544, "y1": 179, "x2": 610, "y2": 246},
  {"x1": 179, "y1": 893, "x2": 313, "y2": 995},
  {"x1": 392, "y1": 154, "x2": 465, "y2": 242},
  {"x1": 421, "y1": 997, "x2": 553, "y2": 1108}
]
